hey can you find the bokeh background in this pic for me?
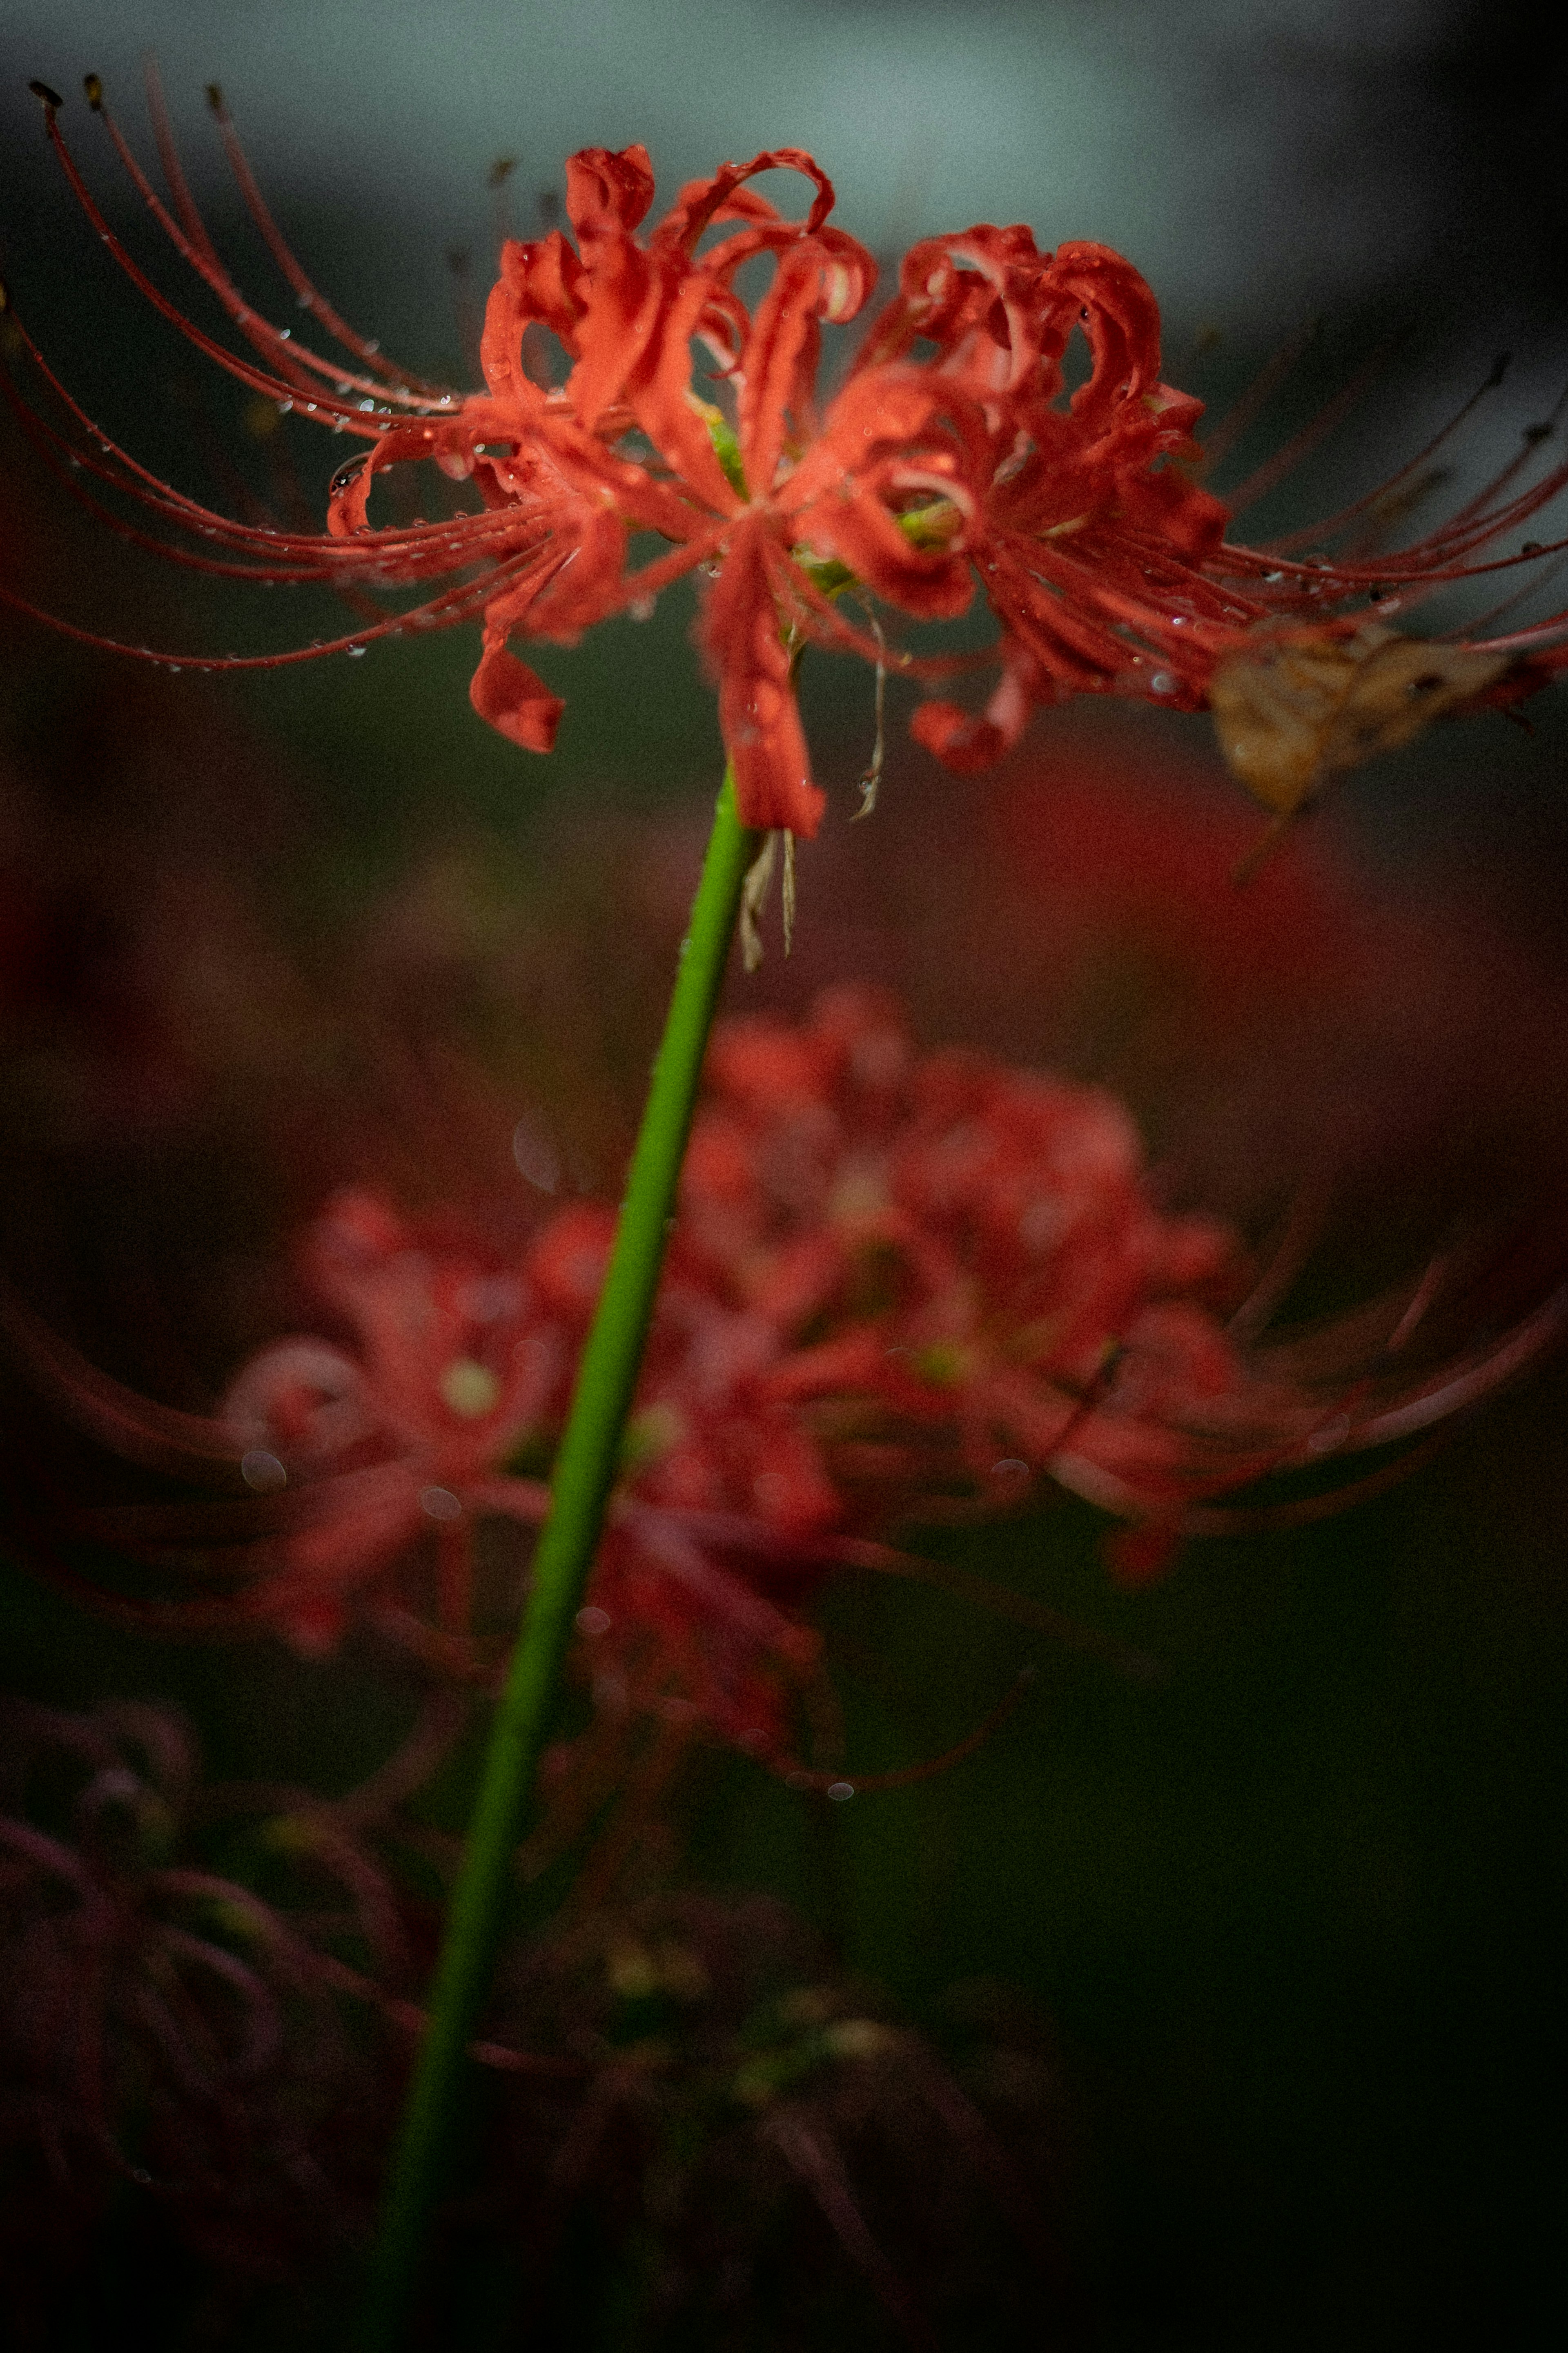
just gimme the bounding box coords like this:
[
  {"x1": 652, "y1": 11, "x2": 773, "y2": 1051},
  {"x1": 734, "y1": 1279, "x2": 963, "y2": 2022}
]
[{"x1": 2, "y1": 2, "x2": 1568, "y2": 2343}]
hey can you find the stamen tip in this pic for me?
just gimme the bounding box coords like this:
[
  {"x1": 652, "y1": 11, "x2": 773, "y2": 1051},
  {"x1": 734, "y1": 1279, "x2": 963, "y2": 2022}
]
[
  {"x1": 204, "y1": 81, "x2": 226, "y2": 118},
  {"x1": 27, "y1": 78, "x2": 63, "y2": 115},
  {"x1": 82, "y1": 72, "x2": 103, "y2": 111},
  {"x1": 1488, "y1": 351, "x2": 1511, "y2": 389}
]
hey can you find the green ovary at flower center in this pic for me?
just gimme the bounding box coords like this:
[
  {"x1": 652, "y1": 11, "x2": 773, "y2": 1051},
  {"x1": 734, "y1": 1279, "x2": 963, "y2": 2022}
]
[{"x1": 698, "y1": 401, "x2": 750, "y2": 499}]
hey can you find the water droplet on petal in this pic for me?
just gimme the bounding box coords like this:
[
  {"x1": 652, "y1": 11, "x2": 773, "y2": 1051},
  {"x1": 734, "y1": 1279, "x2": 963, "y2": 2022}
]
[
  {"x1": 421, "y1": 1485, "x2": 463, "y2": 1520},
  {"x1": 241, "y1": 1449, "x2": 287, "y2": 1493}
]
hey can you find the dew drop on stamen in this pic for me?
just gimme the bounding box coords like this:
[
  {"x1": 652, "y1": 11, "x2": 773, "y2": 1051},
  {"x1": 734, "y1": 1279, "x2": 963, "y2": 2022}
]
[
  {"x1": 420, "y1": 1485, "x2": 463, "y2": 1521},
  {"x1": 826, "y1": 1781, "x2": 855, "y2": 1802},
  {"x1": 241, "y1": 1448, "x2": 287, "y2": 1493}
]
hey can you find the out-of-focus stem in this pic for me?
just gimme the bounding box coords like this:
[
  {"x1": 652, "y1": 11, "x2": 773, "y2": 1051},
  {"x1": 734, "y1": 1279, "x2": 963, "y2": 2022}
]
[{"x1": 358, "y1": 769, "x2": 757, "y2": 2350}]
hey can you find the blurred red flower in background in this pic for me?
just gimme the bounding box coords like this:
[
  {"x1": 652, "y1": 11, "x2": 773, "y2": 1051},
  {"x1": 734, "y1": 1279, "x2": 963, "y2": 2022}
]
[
  {"x1": 11, "y1": 986, "x2": 1559, "y2": 1770},
  {"x1": 0, "y1": 1698, "x2": 390, "y2": 2300}
]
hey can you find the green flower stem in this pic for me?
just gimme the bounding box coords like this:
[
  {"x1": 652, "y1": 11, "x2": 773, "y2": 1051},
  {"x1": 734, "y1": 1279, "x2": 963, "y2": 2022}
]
[{"x1": 359, "y1": 769, "x2": 758, "y2": 2351}]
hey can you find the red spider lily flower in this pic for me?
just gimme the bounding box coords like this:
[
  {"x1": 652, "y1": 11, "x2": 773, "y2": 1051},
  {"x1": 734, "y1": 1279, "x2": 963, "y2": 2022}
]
[
  {"x1": 9, "y1": 994, "x2": 1565, "y2": 1693},
  {"x1": 0, "y1": 1698, "x2": 388, "y2": 2289},
  {"x1": 678, "y1": 987, "x2": 1568, "y2": 1561},
  {"x1": 215, "y1": 1188, "x2": 566, "y2": 1655},
  {"x1": 886, "y1": 273, "x2": 1568, "y2": 795},
  {"x1": 3, "y1": 93, "x2": 887, "y2": 831},
  {"x1": 476, "y1": 1891, "x2": 1066, "y2": 2344},
  {"x1": 20, "y1": 83, "x2": 1561, "y2": 828},
  {"x1": 6, "y1": 1187, "x2": 845, "y2": 1755}
]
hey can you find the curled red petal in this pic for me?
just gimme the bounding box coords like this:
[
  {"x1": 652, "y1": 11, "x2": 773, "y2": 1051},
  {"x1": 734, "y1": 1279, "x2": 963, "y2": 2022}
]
[
  {"x1": 739, "y1": 230, "x2": 878, "y2": 495},
  {"x1": 657, "y1": 148, "x2": 839, "y2": 254},
  {"x1": 564, "y1": 144, "x2": 656, "y2": 240},
  {"x1": 910, "y1": 698, "x2": 1005, "y2": 772},
  {"x1": 524, "y1": 505, "x2": 628, "y2": 641},
  {"x1": 624, "y1": 263, "x2": 746, "y2": 516},
  {"x1": 809, "y1": 495, "x2": 973, "y2": 619},
  {"x1": 557, "y1": 149, "x2": 668, "y2": 430},
  {"x1": 875, "y1": 224, "x2": 1053, "y2": 398},
  {"x1": 469, "y1": 634, "x2": 565, "y2": 752},
  {"x1": 910, "y1": 654, "x2": 1034, "y2": 773},
  {"x1": 480, "y1": 234, "x2": 586, "y2": 401},
  {"x1": 1049, "y1": 240, "x2": 1169, "y2": 428},
  {"x1": 701, "y1": 520, "x2": 825, "y2": 834}
]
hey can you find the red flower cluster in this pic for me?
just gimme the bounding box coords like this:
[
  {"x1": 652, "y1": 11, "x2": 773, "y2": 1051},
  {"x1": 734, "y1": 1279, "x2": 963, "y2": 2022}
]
[
  {"x1": 10, "y1": 85, "x2": 1564, "y2": 826},
  {"x1": 681, "y1": 987, "x2": 1270, "y2": 1516},
  {"x1": 18, "y1": 990, "x2": 1548, "y2": 1764}
]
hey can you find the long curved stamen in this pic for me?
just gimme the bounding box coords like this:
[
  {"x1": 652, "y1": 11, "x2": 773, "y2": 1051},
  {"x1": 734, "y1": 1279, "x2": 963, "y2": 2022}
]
[
  {"x1": 1261, "y1": 350, "x2": 1513, "y2": 553},
  {"x1": 38, "y1": 109, "x2": 415, "y2": 430},
  {"x1": 199, "y1": 79, "x2": 457, "y2": 401},
  {"x1": 1198, "y1": 317, "x2": 1324, "y2": 479},
  {"x1": 1222, "y1": 334, "x2": 1406, "y2": 519}
]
